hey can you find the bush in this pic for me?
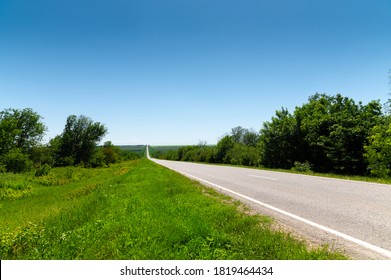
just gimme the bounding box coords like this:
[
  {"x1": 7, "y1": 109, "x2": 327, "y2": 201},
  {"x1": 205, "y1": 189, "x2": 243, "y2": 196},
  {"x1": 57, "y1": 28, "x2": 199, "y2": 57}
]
[
  {"x1": 35, "y1": 164, "x2": 52, "y2": 177},
  {"x1": 226, "y1": 144, "x2": 260, "y2": 166},
  {"x1": 291, "y1": 161, "x2": 312, "y2": 173},
  {"x1": 29, "y1": 145, "x2": 54, "y2": 167},
  {"x1": 364, "y1": 120, "x2": 391, "y2": 177},
  {"x1": 88, "y1": 149, "x2": 106, "y2": 168},
  {"x1": 102, "y1": 141, "x2": 120, "y2": 165},
  {"x1": 3, "y1": 149, "x2": 33, "y2": 173},
  {"x1": 0, "y1": 180, "x2": 32, "y2": 200},
  {"x1": 56, "y1": 156, "x2": 75, "y2": 167}
]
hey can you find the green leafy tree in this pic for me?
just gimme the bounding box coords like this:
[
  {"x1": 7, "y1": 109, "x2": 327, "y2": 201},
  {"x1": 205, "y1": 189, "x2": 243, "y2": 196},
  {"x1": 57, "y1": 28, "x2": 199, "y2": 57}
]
[
  {"x1": 102, "y1": 141, "x2": 120, "y2": 165},
  {"x1": 230, "y1": 126, "x2": 246, "y2": 144},
  {"x1": 2, "y1": 148, "x2": 33, "y2": 173},
  {"x1": 89, "y1": 148, "x2": 106, "y2": 168},
  {"x1": 295, "y1": 94, "x2": 382, "y2": 174},
  {"x1": 0, "y1": 108, "x2": 46, "y2": 172},
  {"x1": 230, "y1": 126, "x2": 259, "y2": 146},
  {"x1": 48, "y1": 135, "x2": 63, "y2": 165},
  {"x1": 29, "y1": 144, "x2": 55, "y2": 167},
  {"x1": 365, "y1": 117, "x2": 391, "y2": 177},
  {"x1": 215, "y1": 135, "x2": 235, "y2": 163},
  {"x1": 226, "y1": 144, "x2": 260, "y2": 166},
  {"x1": 260, "y1": 108, "x2": 303, "y2": 169},
  {"x1": 0, "y1": 108, "x2": 46, "y2": 156},
  {"x1": 56, "y1": 115, "x2": 107, "y2": 166},
  {"x1": 242, "y1": 129, "x2": 260, "y2": 147}
]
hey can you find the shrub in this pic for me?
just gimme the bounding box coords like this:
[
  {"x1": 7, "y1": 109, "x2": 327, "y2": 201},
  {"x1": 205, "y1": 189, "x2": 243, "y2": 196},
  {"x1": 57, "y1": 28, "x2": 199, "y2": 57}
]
[
  {"x1": 35, "y1": 164, "x2": 52, "y2": 177},
  {"x1": 226, "y1": 144, "x2": 260, "y2": 167},
  {"x1": 0, "y1": 164, "x2": 6, "y2": 173},
  {"x1": 0, "y1": 180, "x2": 32, "y2": 200},
  {"x1": 88, "y1": 149, "x2": 106, "y2": 168},
  {"x1": 3, "y1": 149, "x2": 33, "y2": 173},
  {"x1": 291, "y1": 161, "x2": 312, "y2": 173},
  {"x1": 364, "y1": 120, "x2": 391, "y2": 177}
]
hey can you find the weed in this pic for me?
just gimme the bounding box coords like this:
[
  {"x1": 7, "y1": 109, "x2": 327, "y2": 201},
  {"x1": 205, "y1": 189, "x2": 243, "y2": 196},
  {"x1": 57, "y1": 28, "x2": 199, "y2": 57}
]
[
  {"x1": 0, "y1": 223, "x2": 46, "y2": 259},
  {"x1": 291, "y1": 161, "x2": 313, "y2": 173},
  {"x1": 35, "y1": 164, "x2": 52, "y2": 177},
  {"x1": 0, "y1": 180, "x2": 32, "y2": 200},
  {"x1": 65, "y1": 184, "x2": 99, "y2": 200},
  {"x1": 113, "y1": 167, "x2": 129, "y2": 176}
]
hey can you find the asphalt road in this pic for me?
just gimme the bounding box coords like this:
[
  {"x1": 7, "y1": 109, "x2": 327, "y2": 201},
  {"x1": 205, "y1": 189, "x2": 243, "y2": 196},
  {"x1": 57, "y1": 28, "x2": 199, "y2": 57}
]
[{"x1": 147, "y1": 146, "x2": 391, "y2": 259}]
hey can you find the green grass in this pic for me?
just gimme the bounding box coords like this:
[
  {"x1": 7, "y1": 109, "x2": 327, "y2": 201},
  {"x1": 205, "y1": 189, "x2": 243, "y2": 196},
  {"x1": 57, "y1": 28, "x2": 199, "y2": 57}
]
[{"x1": 0, "y1": 159, "x2": 346, "y2": 260}]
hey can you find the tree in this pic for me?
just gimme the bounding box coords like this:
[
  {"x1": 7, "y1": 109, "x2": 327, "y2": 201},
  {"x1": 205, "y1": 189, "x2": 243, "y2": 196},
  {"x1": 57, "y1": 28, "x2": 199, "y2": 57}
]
[
  {"x1": 2, "y1": 148, "x2": 33, "y2": 173},
  {"x1": 0, "y1": 108, "x2": 46, "y2": 172},
  {"x1": 56, "y1": 115, "x2": 107, "y2": 166},
  {"x1": 242, "y1": 129, "x2": 260, "y2": 147},
  {"x1": 259, "y1": 108, "x2": 303, "y2": 169},
  {"x1": 0, "y1": 108, "x2": 46, "y2": 156},
  {"x1": 102, "y1": 141, "x2": 120, "y2": 165},
  {"x1": 295, "y1": 94, "x2": 382, "y2": 174},
  {"x1": 215, "y1": 135, "x2": 235, "y2": 163},
  {"x1": 29, "y1": 144, "x2": 55, "y2": 167},
  {"x1": 226, "y1": 143, "x2": 260, "y2": 166},
  {"x1": 230, "y1": 126, "x2": 246, "y2": 144},
  {"x1": 364, "y1": 118, "x2": 391, "y2": 177}
]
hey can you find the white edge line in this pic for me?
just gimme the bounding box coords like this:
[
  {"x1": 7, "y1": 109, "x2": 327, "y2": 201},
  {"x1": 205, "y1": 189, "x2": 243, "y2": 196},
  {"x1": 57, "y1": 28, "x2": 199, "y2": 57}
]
[{"x1": 160, "y1": 165, "x2": 391, "y2": 259}]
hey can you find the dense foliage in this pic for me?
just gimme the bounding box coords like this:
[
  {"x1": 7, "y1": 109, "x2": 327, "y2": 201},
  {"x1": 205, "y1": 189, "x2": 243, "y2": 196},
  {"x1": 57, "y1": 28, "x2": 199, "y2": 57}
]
[
  {"x1": 365, "y1": 117, "x2": 391, "y2": 177},
  {"x1": 295, "y1": 94, "x2": 381, "y2": 174},
  {"x1": 0, "y1": 108, "x2": 46, "y2": 173},
  {"x1": 152, "y1": 127, "x2": 262, "y2": 167},
  {"x1": 0, "y1": 109, "x2": 140, "y2": 174},
  {"x1": 54, "y1": 115, "x2": 108, "y2": 166},
  {"x1": 154, "y1": 93, "x2": 391, "y2": 177}
]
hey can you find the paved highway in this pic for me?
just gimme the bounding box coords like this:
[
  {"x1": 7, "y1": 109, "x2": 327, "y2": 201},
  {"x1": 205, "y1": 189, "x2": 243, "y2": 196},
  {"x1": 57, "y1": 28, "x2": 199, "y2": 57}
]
[{"x1": 147, "y1": 146, "x2": 391, "y2": 259}]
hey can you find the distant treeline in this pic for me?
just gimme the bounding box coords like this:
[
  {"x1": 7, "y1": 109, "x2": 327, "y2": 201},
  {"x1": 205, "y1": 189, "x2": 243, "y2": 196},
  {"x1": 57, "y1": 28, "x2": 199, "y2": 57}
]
[
  {"x1": 153, "y1": 93, "x2": 391, "y2": 177},
  {"x1": 0, "y1": 109, "x2": 141, "y2": 175}
]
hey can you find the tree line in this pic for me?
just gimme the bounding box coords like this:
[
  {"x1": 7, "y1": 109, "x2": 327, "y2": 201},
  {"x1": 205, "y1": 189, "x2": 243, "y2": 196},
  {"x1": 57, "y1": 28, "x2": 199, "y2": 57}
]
[
  {"x1": 155, "y1": 93, "x2": 391, "y2": 177},
  {"x1": 0, "y1": 109, "x2": 139, "y2": 175}
]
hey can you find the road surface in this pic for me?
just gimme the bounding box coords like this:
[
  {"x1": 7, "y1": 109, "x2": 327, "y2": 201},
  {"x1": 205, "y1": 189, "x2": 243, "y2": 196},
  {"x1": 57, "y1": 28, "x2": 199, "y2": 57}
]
[{"x1": 147, "y1": 146, "x2": 391, "y2": 259}]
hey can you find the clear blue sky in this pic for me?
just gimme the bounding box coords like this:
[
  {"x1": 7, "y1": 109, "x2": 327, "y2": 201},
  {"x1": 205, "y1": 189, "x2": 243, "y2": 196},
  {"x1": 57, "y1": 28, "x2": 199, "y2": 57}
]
[{"x1": 1, "y1": 0, "x2": 390, "y2": 145}]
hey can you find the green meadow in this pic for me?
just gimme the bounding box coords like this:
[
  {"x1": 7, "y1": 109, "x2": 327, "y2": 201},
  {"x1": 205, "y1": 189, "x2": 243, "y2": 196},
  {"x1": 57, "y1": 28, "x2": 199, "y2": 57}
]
[{"x1": 0, "y1": 159, "x2": 345, "y2": 260}]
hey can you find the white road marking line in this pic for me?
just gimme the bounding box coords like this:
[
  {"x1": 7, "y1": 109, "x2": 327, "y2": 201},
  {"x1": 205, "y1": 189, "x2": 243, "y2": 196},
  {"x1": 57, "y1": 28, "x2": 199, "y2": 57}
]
[
  {"x1": 249, "y1": 174, "x2": 278, "y2": 181},
  {"x1": 163, "y1": 166, "x2": 391, "y2": 259}
]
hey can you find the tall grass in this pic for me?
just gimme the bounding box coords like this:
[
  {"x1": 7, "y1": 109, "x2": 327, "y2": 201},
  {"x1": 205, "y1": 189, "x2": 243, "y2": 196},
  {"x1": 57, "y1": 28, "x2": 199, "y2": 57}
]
[{"x1": 0, "y1": 159, "x2": 346, "y2": 260}]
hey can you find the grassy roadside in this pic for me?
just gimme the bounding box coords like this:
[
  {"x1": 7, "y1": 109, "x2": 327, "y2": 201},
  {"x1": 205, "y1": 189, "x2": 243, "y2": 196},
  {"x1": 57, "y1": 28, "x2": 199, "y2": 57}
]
[{"x1": 0, "y1": 159, "x2": 346, "y2": 260}]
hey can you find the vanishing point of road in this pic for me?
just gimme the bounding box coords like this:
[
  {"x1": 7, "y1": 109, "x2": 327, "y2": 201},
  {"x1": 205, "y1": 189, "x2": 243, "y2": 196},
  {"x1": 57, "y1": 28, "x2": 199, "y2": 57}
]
[{"x1": 147, "y1": 146, "x2": 391, "y2": 259}]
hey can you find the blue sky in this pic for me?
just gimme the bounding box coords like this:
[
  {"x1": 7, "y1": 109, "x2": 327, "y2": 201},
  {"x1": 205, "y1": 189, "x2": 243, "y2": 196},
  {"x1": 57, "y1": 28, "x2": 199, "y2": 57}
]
[{"x1": 1, "y1": 0, "x2": 390, "y2": 145}]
